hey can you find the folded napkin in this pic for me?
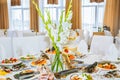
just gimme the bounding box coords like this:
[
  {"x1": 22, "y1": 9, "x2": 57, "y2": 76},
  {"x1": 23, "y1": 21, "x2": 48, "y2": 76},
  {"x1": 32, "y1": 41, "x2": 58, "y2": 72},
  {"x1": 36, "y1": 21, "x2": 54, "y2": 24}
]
[{"x1": 104, "y1": 44, "x2": 118, "y2": 61}]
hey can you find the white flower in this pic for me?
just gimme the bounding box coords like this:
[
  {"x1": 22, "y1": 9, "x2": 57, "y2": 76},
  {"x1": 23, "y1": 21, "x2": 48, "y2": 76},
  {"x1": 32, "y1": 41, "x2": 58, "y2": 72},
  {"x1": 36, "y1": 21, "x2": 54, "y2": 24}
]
[
  {"x1": 56, "y1": 43, "x2": 62, "y2": 51},
  {"x1": 59, "y1": 32, "x2": 68, "y2": 44},
  {"x1": 62, "y1": 22, "x2": 72, "y2": 31}
]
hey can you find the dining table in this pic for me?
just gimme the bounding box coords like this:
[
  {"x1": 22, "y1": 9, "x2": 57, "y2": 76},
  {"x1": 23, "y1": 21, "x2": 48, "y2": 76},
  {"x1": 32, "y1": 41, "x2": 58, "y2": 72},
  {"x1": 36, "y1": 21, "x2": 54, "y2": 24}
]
[{"x1": 1, "y1": 52, "x2": 120, "y2": 80}]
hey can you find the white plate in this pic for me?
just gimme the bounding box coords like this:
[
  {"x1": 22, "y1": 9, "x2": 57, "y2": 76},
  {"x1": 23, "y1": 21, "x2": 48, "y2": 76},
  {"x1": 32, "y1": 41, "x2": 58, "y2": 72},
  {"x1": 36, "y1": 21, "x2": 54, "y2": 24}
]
[
  {"x1": 65, "y1": 73, "x2": 94, "y2": 80},
  {"x1": 65, "y1": 73, "x2": 84, "y2": 80},
  {"x1": 97, "y1": 63, "x2": 118, "y2": 71},
  {"x1": 0, "y1": 61, "x2": 22, "y2": 66}
]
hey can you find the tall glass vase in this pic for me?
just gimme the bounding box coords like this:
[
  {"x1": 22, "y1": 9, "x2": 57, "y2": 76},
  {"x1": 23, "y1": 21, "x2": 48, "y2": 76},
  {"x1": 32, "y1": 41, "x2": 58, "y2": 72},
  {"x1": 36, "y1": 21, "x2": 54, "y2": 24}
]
[{"x1": 51, "y1": 43, "x2": 63, "y2": 73}]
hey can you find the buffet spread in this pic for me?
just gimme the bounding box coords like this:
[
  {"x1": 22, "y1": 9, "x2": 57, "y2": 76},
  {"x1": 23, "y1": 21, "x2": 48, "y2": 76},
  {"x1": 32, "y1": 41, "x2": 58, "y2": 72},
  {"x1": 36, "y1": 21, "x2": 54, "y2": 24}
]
[{"x1": 0, "y1": 47, "x2": 120, "y2": 80}]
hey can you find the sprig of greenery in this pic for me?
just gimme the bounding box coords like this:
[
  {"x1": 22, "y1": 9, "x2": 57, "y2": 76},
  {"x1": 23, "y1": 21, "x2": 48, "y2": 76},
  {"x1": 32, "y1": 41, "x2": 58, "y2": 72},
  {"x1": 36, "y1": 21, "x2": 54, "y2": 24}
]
[{"x1": 82, "y1": 73, "x2": 93, "y2": 80}]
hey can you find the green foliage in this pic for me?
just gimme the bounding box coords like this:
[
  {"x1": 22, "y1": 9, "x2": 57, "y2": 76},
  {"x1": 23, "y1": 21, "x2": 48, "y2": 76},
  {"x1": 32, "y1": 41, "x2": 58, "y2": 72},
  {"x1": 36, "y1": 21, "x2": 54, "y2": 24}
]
[{"x1": 82, "y1": 73, "x2": 93, "y2": 80}]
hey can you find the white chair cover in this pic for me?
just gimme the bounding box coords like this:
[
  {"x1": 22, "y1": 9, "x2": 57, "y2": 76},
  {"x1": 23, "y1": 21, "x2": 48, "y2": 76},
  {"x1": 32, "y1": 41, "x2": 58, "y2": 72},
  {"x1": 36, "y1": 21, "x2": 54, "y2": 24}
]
[
  {"x1": 23, "y1": 32, "x2": 36, "y2": 37},
  {"x1": 0, "y1": 45, "x2": 6, "y2": 60},
  {"x1": 77, "y1": 40, "x2": 88, "y2": 54},
  {"x1": 115, "y1": 37, "x2": 120, "y2": 56},
  {"x1": 104, "y1": 30, "x2": 112, "y2": 36},
  {"x1": 79, "y1": 29, "x2": 84, "y2": 40},
  {"x1": 115, "y1": 37, "x2": 120, "y2": 49},
  {"x1": 37, "y1": 32, "x2": 46, "y2": 36},
  {"x1": 0, "y1": 38, "x2": 13, "y2": 59},
  {"x1": 13, "y1": 36, "x2": 50, "y2": 57},
  {"x1": 103, "y1": 43, "x2": 118, "y2": 61},
  {"x1": 83, "y1": 30, "x2": 90, "y2": 45},
  {"x1": 0, "y1": 30, "x2": 5, "y2": 37},
  {"x1": 14, "y1": 30, "x2": 23, "y2": 37},
  {"x1": 90, "y1": 35, "x2": 113, "y2": 56},
  {"x1": 7, "y1": 30, "x2": 16, "y2": 37}
]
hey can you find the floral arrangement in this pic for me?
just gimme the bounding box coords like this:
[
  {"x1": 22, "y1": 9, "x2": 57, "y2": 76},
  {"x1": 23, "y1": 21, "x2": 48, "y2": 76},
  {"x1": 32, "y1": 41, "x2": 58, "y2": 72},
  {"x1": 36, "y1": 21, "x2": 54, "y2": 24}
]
[{"x1": 32, "y1": 0, "x2": 72, "y2": 72}]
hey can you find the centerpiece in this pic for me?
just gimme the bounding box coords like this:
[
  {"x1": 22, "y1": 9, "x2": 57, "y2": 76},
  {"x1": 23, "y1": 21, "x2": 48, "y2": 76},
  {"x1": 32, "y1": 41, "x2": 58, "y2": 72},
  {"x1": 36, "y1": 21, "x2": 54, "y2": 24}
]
[{"x1": 32, "y1": 0, "x2": 73, "y2": 72}]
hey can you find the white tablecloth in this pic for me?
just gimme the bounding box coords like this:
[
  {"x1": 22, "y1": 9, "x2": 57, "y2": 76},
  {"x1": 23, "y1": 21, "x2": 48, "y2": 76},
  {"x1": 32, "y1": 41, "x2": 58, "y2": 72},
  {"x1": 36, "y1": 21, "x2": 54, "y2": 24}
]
[{"x1": 1, "y1": 54, "x2": 120, "y2": 80}]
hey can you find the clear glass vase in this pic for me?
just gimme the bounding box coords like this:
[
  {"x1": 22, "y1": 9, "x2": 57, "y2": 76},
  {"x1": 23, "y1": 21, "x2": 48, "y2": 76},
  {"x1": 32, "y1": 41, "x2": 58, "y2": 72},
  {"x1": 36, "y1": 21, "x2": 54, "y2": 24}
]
[{"x1": 51, "y1": 44, "x2": 63, "y2": 73}]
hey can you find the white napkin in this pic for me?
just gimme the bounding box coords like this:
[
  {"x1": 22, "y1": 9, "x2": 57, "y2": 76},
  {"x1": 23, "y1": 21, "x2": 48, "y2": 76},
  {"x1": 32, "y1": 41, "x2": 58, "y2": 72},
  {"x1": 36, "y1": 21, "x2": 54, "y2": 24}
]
[
  {"x1": 104, "y1": 44, "x2": 118, "y2": 61},
  {"x1": 77, "y1": 40, "x2": 88, "y2": 54}
]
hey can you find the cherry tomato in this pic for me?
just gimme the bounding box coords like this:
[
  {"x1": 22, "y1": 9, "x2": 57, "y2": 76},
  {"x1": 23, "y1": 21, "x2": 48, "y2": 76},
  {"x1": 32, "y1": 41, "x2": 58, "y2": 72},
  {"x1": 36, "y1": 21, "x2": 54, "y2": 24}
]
[{"x1": 64, "y1": 49, "x2": 69, "y2": 53}]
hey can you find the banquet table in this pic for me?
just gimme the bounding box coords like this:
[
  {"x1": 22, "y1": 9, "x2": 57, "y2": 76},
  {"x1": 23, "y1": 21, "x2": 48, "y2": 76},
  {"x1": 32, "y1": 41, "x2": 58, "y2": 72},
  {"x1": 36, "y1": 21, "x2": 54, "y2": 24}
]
[{"x1": 1, "y1": 53, "x2": 120, "y2": 80}]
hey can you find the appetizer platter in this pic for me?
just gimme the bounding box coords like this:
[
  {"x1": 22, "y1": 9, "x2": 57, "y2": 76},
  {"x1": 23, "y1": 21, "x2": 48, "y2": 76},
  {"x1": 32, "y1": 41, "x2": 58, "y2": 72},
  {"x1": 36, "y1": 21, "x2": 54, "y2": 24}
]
[
  {"x1": 20, "y1": 54, "x2": 36, "y2": 61},
  {"x1": 0, "y1": 66, "x2": 13, "y2": 73},
  {"x1": 66, "y1": 73, "x2": 93, "y2": 80},
  {"x1": 103, "y1": 70, "x2": 120, "y2": 78},
  {"x1": 0, "y1": 77, "x2": 12, "y2": 80},
  {"x1": 0, "y1": 58, "x2": 21, "y2": 66},
  {"x1": 97, "y1": 62, "x2": 117, "y2": 70},
  {"x1": 0, "y1": 63, "x2": 27, "y2": 73},
  {"x1": 12, "y1": 63, "x2": 27, "y2": 71},
  {"x1": 14, "y1": 69, "x2": 38, "y2": 79},
  {"x1": 31, "y1": 59, "x2": 47, "y2": 67}
]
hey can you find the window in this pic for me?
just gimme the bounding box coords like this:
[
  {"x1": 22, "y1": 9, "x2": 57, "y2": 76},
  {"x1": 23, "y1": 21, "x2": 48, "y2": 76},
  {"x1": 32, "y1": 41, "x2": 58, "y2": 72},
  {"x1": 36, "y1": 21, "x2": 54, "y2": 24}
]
[
  {"x1": 82, "y1": 0, "x2": 106, "y2": 32},
  {"x1": 8, "y1": 0, "x2": 30, "y2": 31},
  {"x1": 39, "y1": 0, "x2": 65, "y2": 32}
]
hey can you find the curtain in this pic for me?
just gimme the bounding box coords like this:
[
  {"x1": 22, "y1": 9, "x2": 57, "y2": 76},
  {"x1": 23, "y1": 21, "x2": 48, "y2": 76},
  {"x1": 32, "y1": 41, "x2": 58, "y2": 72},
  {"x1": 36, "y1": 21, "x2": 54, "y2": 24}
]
[
  {"x1": 11, "y1": 0, "x2": 21, "y2": 6},
  {"x1": 30, "y1": 0, "x2": 39, "y2": 32},
  {"x1": 47, "y1": 0, "x2": 58, "y2": 4},
  {"x1": 65, "y1": 0, "x2": 82, "y2": 30},
  {"x1": 103, "y1": 0, "x2": 120, "y2": 36},
  {"x1": 0, "y1": 0, "x2": 9, "y2": 29},
  {"x1": 90, "y1": 0, "x2": 104, "y2": 3}
]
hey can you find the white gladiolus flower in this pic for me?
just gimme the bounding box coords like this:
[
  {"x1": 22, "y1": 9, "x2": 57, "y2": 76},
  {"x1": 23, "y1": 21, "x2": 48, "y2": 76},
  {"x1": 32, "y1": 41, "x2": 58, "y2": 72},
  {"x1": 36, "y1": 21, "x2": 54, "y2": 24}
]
[
  {"x1": 56, "y1": 43, "x2": 62, "y2": 51},
  {"x1": 62, "y1": 22, "x2": 72, "y2": 31}
]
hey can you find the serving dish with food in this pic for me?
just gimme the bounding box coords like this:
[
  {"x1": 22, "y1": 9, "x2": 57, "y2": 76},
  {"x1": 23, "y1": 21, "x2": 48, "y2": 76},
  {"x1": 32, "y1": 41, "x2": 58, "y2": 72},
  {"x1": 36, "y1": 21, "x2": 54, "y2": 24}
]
[
  {"x1": 103, "y1": 70, "x2": 120, "y2": 78},
  {"x1": 20, "y1": 55, "x2": 36, "y2": 61},
  {"x1": 97, "y1": 62, "x2": 117, "y2": 70},
  {"x1": 0, "y1": 58, "x2": 21, "y2": 66},
  {"x1": 66, "y1": 73, "x2": 93, "y2": 80},
  {"x1": 0, "y1": 77, "x2": 12, "y2": 80},
  {"x1": 14, "y1": 69, "x2": 36, "y2": 79},
  {"x1": 31, "y1": 59, "x2": 47, "y2": 67},
  {"x1": 0, "y1": 63, "x2": 27, "y2": 73},
  {"x1": 12, "y1": 63, "x2": 27, "y2": 71}
]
